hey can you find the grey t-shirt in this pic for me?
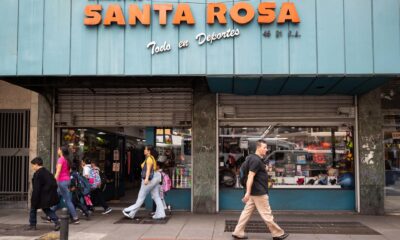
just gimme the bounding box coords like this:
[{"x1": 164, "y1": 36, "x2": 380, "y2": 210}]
[{"x1": 248, "y1": 154, "x2": 269, "y2": 196}]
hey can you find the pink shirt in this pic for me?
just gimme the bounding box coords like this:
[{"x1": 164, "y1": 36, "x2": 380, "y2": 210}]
[{"x1": 57, "y1": 156, "x2": 70, "y2": 182}]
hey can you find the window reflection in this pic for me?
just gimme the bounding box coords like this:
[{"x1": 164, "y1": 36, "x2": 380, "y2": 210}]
[{"x1": 219, "y1": 126, "x2": 355, "y2": 189}]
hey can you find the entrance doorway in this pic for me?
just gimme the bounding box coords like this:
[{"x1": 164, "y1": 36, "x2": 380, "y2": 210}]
[
  {"x1": 54, "y1": 88, "x2": 193, "y2": 209},
  {"x1": 57, "y1": 126, "x2": 192, "y2": 209},
  {"x1": 383, "y1": 116, "x2": 400, "y2": 213}
]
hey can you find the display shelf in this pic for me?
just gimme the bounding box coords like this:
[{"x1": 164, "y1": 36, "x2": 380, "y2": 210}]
[{"x1": 272, "y1": 185, "x2": 341, "y2": 189}]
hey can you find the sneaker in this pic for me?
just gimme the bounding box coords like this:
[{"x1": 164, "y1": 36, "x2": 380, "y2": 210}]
[
  {"x1": 166, "y1": 205, "x2": 172, "y2": 215},
  {"x1": 71, "y1": 218, "x2": 80, "y2": 224},
  {"x1": 273, "y1": 233, "x2": 289, "y2": 240},
  {"x1": 40, "y1": 215, "x2": 52, "y2": 223},
  {"x1": 25, "y1": 225, "x2": 37, "y2": 231},
  {"x1": 231, "y1": 234, "x2": 248, "y2": 239},
  {"x1": 84, "y1": 213, "x2": 91, "y2": 220},
  {"x1": 54, "y1": 223, "x2": 60, "y2": 231},
  {"x1": 102, "y1": 207, "x2": 112, "y2": 215},
  {"x1": 122, "y1": 210, "x2": 133, "y2": 219}
]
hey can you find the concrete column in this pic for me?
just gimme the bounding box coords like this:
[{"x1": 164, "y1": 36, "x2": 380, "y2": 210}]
[
  {"x1": 358, "y1": 88, "x2": 385, "y2": 214},
  {"x1": 192, "y1": 80, "x2": 217, "y2": 213},
  {"x1": 28, "y1": 92, "x2": 52, "y2": 208}
]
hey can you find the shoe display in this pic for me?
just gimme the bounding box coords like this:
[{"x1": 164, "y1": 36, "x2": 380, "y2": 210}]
[
  {"x1": 272, "y1": 233, "x2": 289, "y2": 240},
  {"x1": 231, "y1": 234, "x2": 248, "y2": 239},
  {"x1": 102, "y1": 207, "x2": 112, "y2": 215}
]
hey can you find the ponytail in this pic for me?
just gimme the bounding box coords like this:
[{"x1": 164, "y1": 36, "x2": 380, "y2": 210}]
[{"x1": 60, "y1": 146, "x2": 72, "y2": 169}]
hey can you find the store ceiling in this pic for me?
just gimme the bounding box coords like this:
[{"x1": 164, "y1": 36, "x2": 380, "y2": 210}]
[{"x1": 207, "y1": 76, "x2": 395, "y2": 95}]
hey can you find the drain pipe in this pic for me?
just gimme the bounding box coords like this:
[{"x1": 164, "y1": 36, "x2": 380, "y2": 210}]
[
  {"x1": 216, "y1": 93, "x2": 219, "y2": 213},
  {"x1": 51, "y1": 89, "x2": 55, "y2": 173},
  {"x1": 354, "y1": 95, "x2": 361, "y2": 213}
]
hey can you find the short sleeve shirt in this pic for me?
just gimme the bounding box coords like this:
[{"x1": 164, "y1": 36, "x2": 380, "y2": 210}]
[
  {"x1": 83, "y1": 165, "x2": 91, "y2": 178},
  {"x1": 57, "y1": 156, "x2": 70, "y2": 182},
  {"x1": 248, "y1": 154, "x2": 269, "y2": 196}
]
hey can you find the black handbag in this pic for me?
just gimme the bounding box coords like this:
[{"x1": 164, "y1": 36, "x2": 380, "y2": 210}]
[{"x1": 141, "y1": 161, "x2": 154, "y2": 180}]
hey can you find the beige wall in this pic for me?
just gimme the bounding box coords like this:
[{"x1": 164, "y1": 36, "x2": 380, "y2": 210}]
[
  {"x1": 0, "y1": 80, "x2": 32, "y2": 109},
  {"x1": 0, "y1": 80, "x2": 42, "y2": 208}
]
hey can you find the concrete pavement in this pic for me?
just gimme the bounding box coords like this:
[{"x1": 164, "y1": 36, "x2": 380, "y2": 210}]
[{"x1": 1, "y1": 208, "x2": 400, "y2": 240}]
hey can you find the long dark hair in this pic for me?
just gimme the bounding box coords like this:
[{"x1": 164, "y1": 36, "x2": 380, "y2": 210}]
[
  {"x1": 60, "y1": 146, "x2": 72, "y2": 169},
  {"x1": 145, "y1": 145, "x2": 158, "y2": 159}
]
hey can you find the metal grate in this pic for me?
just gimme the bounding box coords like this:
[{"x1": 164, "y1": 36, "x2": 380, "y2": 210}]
[
  {"x1": 56, "y1": 88, "x2": 193, "y2": 127},
  {"x1": 114, "y1": 211, "x2": 170, "y2": 224},
  {"x1": 0, "y1": 110, "x2": 30, "y2": 206},
  {"x1": 0, "y1": 223, "x2": 52, "y2": 236},
  {"x1": 219, "y1": 94, "x2": 355, "y2": 126},
  {"x1": 225, "y1": 220, "x2": 381, "y2": 235}
]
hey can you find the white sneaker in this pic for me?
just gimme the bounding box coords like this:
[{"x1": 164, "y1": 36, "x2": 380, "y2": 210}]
[
  {"x1": 122, "y1": 210, "x2": 134, "y2": 219},
  {"x1": 102, "y1": 207, "x2": 112, "y2": 215}
]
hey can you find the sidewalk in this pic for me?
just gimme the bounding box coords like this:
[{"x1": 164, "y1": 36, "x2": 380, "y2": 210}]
[{"x1": 1, "y1": 208, "x2": 400, "y2": 240}]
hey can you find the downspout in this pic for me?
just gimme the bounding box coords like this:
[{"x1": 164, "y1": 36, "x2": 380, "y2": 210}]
[
  {"x1": 354, "y1": 95, "x2": 361, "y2": 213},
  {"x1": 216, "y1": 93, "x2": 219, "y2": 213},
  {"x1": 51, "y1": 88, "x2": 55, "y2": 173}
]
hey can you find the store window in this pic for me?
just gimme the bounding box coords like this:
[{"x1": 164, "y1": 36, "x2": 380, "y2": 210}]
[
  {"x1": 156, "y1": 128, "x2": 192, "y2": 189},
  {"x1": 219, "y1": 126, "x2": 355, "y2": 189}
]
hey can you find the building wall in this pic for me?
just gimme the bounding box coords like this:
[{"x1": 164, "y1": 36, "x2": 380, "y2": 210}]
[
  {"x1": 0, "y1": 80, "x2": 32, "y2": 109},
  {"x1": 0, "y1": 0, "x2": 399, "y2": 76},
  {"x1": 0, "y1": 81, "x2": 52, "y2": 208}
]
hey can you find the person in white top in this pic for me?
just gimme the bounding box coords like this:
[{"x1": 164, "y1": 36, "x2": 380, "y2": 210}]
[{"x1": 81, "y1": 158, "x2": 112, "y2": 215}]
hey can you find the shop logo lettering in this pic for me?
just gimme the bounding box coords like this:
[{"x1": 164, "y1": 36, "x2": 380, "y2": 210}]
[{"x1": 84, "y1": 2, "x2": 300, "y2": 26}]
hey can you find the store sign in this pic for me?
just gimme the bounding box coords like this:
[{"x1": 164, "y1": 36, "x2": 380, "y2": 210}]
[
  {"x1": 392, "y1": 132, "x2": 400, "y2": 139},
  {"x1": 84, "y1": 1, "x2": 301, "y2": 55},
  {"x1": 84, "y1": 2, "x2": 300, "y2": 26}
]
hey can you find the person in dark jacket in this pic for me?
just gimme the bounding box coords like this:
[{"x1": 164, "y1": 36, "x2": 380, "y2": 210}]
[{"x1": 27, "y1": 157, "x2": 60, "y2": 231}]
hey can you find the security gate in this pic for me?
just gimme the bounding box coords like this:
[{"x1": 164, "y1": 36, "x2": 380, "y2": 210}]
[
  {"x1": 0, "y1": 110, "x2": 30, "y2": 207},
  {"x1": 56, "y1": 88, "x2": 193, "y2": 127}
]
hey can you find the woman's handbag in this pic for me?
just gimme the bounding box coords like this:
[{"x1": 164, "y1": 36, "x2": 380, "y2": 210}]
[{"x1": 141, "y1": 157, "x2": 155, "y2": 180}]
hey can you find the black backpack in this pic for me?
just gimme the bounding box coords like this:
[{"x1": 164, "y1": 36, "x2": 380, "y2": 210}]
[{"x1": 239, "y1": 155, "x2": 252, "y2": 187}]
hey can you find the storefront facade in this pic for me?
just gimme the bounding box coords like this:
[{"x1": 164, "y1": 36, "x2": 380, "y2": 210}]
[{"x1": 0, "y1": 0, "x2": 400, "y2": 214}]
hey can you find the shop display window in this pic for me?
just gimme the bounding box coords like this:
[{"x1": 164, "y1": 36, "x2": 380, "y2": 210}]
[
  {"x1": 219, "y1": 126, "x2": 355, "y2": 189},
  {"x1": 156, "y1": 128, "x2": 192, "y2": 189},
  {"x1": 61, "y1": 128, "x2": 122, "y2": 181}
]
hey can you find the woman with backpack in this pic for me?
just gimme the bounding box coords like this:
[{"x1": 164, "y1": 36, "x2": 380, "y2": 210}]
[
  {"x1": 70, "y1": 159, "x2": 91, "y2": 219},
  {"x1": 82, "y1": 159, "x2": 112, "y2": 215},
  {"x1": 122, "y1": 145, "x2": 166, "y2": 220}
]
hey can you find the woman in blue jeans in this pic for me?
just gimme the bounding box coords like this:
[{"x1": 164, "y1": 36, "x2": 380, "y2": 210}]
[
  {"x1": 122, "y1": 145, "x2": 166, "y2": 219},
  {"x1": 54, "y1": 146, "x2": 79, "y2": 224}
]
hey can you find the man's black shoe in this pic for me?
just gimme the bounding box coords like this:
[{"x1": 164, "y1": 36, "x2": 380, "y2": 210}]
[
  {"x1": 232, "y1": 234, "x2": 248, "y2": 239},
  {"x1": 273, "y1": 233, "x2": 289, "y2": 240},
  {"x1": 40, "y1": 215, "x2": 52, "y2": 223},
  {"x1": 25, "y1": 225, "x2": 37, "y2": 231},
  {"x1": 54, "y1": 222, "x2": 61, "y2": 231}
]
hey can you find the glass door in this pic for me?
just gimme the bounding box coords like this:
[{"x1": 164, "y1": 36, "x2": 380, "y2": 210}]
[{"x1": 383, "y1": 115, "x2": 400, "y2": 213}]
